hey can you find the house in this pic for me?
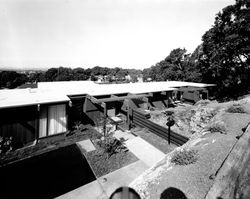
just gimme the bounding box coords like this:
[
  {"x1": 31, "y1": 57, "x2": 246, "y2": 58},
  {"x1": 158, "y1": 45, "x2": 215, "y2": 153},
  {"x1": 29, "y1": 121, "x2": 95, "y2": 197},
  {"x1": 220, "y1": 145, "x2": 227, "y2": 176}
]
[{"x1": 0, "y1": 81, "x2": 215, "y2": 146}]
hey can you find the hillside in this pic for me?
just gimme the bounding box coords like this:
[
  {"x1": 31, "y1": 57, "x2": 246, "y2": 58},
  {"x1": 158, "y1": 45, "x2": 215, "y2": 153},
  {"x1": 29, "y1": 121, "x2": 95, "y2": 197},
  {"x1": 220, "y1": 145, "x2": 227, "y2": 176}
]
[{"x1": 130, "y1": 96, "x2": 250, "y2": 199}]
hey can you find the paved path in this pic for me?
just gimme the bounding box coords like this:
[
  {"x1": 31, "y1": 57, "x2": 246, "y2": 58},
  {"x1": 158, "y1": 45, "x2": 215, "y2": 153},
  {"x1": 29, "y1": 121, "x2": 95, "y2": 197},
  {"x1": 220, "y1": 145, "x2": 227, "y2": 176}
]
[
  {"x1": 77, "y1": 139, "x2": 96, "y2": 152},
  {"x1": 125, "y1": 136, "x2": 166, "y2": 167},
  {"x1": 57, "y1": 180, "x2": 107, "y2": 199},
  {"x1": 98, "y1": 160, "x2": 149, "y2": 197},
  {"x1": 59, "y1": 130, "x2": 165, "y2": 199},
  {"x1": 114, "y1": 130, "x2": 165, "y2": 167}
]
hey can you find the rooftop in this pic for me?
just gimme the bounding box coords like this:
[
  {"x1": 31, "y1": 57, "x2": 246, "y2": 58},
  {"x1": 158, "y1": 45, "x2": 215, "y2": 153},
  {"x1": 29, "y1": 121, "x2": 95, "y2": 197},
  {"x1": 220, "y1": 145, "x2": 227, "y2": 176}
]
[{"x1": 0, "y1": 81, "x2": 215, "y2": 109}]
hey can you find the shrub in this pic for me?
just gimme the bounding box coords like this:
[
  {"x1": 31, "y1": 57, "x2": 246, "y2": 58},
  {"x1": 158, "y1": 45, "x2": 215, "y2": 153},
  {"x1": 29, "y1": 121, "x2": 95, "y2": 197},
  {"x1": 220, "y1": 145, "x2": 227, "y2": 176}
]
[
  {"x1": 206, "y1": 121, "x2": 226, "y2": 134},
  {"x1": 0, "y1": 136, "x2": 13, "y2": 155},
  {"x1": 73, "y1": 121, "x2": 86, "y2": 131},
  {"x1": 97, "y1": 135, "x2": 126, "y2": 157},
  {"x1": 164, "y1": 110, "x2": 174, "y2": 116},
  {"x1": 171, "y1": 149, "x2": 198, "y2": 165},
  {"x1": 226, "y1": 104, "x2": 246, "y2": 113}
]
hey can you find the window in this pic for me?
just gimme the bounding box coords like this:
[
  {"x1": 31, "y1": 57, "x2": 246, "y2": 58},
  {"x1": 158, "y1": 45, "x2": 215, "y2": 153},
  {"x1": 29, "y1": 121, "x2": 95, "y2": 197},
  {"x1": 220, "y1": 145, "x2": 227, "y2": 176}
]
[{"x1": 39, "y1": 104, "x2": 67, "y2": 138}]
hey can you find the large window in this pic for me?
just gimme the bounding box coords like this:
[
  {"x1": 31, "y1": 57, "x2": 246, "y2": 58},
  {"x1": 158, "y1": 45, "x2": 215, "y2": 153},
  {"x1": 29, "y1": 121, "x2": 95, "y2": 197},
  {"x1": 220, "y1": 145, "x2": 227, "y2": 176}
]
[{"x1": 39, "y1": 104, "x2": 67, "y2": 138}]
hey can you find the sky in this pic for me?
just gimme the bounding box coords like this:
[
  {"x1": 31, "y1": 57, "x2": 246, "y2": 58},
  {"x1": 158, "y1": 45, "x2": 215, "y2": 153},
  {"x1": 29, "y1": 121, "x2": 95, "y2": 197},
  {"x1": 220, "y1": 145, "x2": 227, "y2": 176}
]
[{"x1": 0, "y1": 0, "x2": 235, "y2": 70}]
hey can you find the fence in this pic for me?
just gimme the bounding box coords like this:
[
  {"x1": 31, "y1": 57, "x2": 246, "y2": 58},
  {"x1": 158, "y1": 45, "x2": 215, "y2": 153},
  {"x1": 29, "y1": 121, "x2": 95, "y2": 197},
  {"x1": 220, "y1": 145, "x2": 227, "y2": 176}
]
[{"x1": 132, "y1": 109, "x2": 189, "y2": 146}]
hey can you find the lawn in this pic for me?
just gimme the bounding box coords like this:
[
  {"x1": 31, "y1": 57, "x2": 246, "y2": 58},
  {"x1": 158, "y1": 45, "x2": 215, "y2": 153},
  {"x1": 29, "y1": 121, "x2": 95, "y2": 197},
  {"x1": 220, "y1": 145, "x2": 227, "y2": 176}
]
[
  {"x1": 132, "y1": 127, "x2": 176, "y2": 154},
  {"x1": 0, "y1": 125, "x2": 100, "y2": 166},
  {"x1": 0, "y1": 125, "x2": 138, "y2": 180}
]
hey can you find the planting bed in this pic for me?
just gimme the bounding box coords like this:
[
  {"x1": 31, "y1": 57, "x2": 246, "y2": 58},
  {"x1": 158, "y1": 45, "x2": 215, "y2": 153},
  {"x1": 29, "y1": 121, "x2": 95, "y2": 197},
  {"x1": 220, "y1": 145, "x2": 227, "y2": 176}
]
[
  {"x1": 0, "y1": 125, "x2": 139, "y2": 197},
  {"x1": 83, "y1": 143, "x2": 138, "y2": 178}
]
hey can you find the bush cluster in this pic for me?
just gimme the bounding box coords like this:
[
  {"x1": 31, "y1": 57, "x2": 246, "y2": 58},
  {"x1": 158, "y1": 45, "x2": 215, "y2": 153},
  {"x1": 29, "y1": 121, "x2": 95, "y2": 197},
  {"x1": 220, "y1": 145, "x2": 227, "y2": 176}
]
[
  {"x1": 97, "y1": 135, "x2": 126, "y2": 157},
  {"x1": 171, "y1": 149, "x2": 198, "y2": 165},
  {"x1": 206, "y1": 121, "x2": 227, "y2": 134},
  {"x1": 226, "y1": 104, "x2": 246, "y2": 114},
  {"x1": 0, "y1": 137, "x2": 13, "y2": 155}
]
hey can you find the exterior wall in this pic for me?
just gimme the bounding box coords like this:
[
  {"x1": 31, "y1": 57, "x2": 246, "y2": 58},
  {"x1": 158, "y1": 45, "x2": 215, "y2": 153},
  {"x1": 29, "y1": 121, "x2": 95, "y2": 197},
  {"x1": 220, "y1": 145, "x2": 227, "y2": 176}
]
[
  {"x1": 0, "y1": 102, "x2": 68, "y2": 147},
  {"x1": 148, "y1": 92, "x2": 171, "y2": 109},
  {"x1": 181, "y1": 88, "x2": 209, "y2": 103},
  {"x1": 0, "y1": 106, "x2": 38, "y2": 146},
  {"x1": 68, "y1": 96, "x2": 95, "y2": 128},
  {"x1": 83, "y1": 98, "x2": 104, "y2": 125}
]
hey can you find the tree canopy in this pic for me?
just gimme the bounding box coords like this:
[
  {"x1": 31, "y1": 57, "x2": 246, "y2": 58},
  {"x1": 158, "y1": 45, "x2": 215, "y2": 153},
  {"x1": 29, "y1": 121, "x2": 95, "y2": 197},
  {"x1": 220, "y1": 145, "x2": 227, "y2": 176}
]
[
  {"x1": 143, "y1": 0, "x2": 249, "y2": 99},
  {"x1": 142, "y1": 48, "x2": 201, "y2": 82},
  {"x1": 198, "y1": 0, "x2": 249, "y2": 98}
]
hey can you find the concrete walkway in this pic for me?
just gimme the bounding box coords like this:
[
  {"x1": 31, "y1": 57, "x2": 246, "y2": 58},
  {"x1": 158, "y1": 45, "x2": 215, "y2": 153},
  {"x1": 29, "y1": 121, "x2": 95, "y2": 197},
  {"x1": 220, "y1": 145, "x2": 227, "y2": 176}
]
[
  {"x1": 77, "y1": 139, "x2": 96, "y2": 152},
  {"x1": 98, "y1": 160, "x2": 148, "y2": 197},
  {"x1": 59, "y1": 130, "x2": 165, "y2": 199},
  {"x1": 125, "y1": 136, "x2": 165, "y2": 167},
  {"x1": 114, "y1": 130, "x2": 165, "y2": 167},
  {"x1": 56, "y1": 180, "x2": 107, "y2": 199}
]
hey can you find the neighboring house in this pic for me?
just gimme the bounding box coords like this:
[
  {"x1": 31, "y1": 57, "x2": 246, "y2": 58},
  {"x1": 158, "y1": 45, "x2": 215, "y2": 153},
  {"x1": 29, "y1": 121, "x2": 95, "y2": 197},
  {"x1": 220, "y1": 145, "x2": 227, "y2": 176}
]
[{"x1": 0, "y1": 81, "x2": 215, "y2": 146}]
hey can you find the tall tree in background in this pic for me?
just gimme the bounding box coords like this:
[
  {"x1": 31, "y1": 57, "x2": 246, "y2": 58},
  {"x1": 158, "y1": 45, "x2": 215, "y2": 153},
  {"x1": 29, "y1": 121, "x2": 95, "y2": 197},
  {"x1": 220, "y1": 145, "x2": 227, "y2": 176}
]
[
  {"x1": 143, "y1": 48, "x2": 201, "y2": 82},
  {"x1": 199, "y1": 0, "x2": 250, "y2": 98}
]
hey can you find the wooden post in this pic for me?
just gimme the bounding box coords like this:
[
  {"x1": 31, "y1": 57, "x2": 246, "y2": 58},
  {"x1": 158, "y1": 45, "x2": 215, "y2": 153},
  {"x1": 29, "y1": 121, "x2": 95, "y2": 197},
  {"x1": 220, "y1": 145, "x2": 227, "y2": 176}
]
[
  {"x1": 102, "y1": 102, "x2": 107, "y2": 137},
  {"x1": 124, "y1": 99, "x2": 131, "y2": 130},
  {"x1": 127, "y1": 103, "x2": 130, "y2": 130},
  {"x1": 36, "y1": 104, "x2": 40, "y2": 144},
  {"x1": 168, "y1": 126, "x2": 171, "y2": 144},
  {"x1": 83, "y1": 97, "x2": 88, "y2": 113}
]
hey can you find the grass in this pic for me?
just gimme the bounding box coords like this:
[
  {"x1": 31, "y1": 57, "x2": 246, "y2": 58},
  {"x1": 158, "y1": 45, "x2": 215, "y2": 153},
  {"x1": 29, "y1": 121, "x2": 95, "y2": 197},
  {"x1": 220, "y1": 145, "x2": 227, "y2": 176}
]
[
  {"x1": 171, "y1": 149, "x2": 198, "y2": 165},
  {"x1": 1, "y1": 125, "x2": 139, "y2": 178},
  {"x1": 0, "y1": 126, "x2": 100, "y2": 166},
  {"x1": 132, "y1": 127, "x2": 176, "y2": 154}
]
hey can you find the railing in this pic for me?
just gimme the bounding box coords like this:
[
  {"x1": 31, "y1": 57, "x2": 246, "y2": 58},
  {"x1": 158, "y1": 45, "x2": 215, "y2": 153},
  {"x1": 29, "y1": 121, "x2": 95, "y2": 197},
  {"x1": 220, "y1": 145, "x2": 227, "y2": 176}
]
[{"x1": 132, "y1": 109, "x2": 189, "y2": 146}]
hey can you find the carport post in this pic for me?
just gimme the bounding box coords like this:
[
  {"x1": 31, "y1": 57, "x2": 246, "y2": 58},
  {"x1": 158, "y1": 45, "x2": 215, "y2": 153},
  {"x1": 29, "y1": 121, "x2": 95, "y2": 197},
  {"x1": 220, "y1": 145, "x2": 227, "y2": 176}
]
[
  {"x1": 36, "y1": 104, "x2": 40, "y2": 144},
  {"x1": 125, "y1": 99, "x2": 131, "y2": 130},
  {"x1": 102, "y1": 102, "x2": 107, "y2": 137}
]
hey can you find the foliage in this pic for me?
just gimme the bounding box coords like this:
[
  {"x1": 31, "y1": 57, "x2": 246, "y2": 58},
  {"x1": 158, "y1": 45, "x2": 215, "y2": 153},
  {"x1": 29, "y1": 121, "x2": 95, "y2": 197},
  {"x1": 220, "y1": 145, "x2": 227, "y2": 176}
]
[
  {"x1": 226, "y1": 103, "x2": 247, "y2": 113},
  {"x1": 0, "y1": 137, "x2": 13, "y2": 154},
  {"x1": 0, "y1": 71, "x2": 28, "y2": 89},
  {"x1": 171, "y1": 149, "x2": 198, "y2": 165},
  {"x1": 198, "y1": 0, "x2": 250, "y2": 99},
  {"x1": 73, "y1": 121, "x2": 87, "y2": 131},
  {"x1": 142, "y1": 48, "x2": 202, "y2": 83},
  {"x1": 205, "y1": 121, "x2": 227, "y2": 134},
  {"x1": 97, "y1": 135, "x2": 126, "y2": 157}
]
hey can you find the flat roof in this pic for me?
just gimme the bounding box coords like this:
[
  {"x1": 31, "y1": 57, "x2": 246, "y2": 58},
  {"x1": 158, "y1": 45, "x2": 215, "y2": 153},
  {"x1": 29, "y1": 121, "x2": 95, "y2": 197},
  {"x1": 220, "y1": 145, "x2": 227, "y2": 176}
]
[
  {"x1": 0, "y1": 89, "x2": 70, "y2": 109},
  {"x1": 0, "y1": 81, "x2": 215, "y2": 108}
]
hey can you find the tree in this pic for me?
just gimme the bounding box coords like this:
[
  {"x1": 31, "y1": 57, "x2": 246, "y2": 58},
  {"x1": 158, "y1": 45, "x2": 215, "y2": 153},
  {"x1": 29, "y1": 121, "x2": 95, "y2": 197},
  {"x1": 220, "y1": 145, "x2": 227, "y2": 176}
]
[
  {"x1": 143, "y1": 48, "x2": 201, "y2": 82},
  {"x1": 44, "y1": 68, "x2": 58, "y2": 81},
  {"x1": 0, "y1": 71, "x2": 28, "y2": 88},
  {"x1": 72, "y1": 68, "x2": 89, "y2": 80},
  {"x1": 198, "y1": 0, "x2": 250, "y2": 98}
]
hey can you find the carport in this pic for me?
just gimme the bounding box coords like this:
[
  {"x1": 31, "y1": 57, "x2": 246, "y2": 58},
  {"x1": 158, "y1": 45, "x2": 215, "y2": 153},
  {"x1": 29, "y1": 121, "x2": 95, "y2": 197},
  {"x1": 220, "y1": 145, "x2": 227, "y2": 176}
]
[{"x1": 85, "y1": 93, "x2": 151, "y2": 131}]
